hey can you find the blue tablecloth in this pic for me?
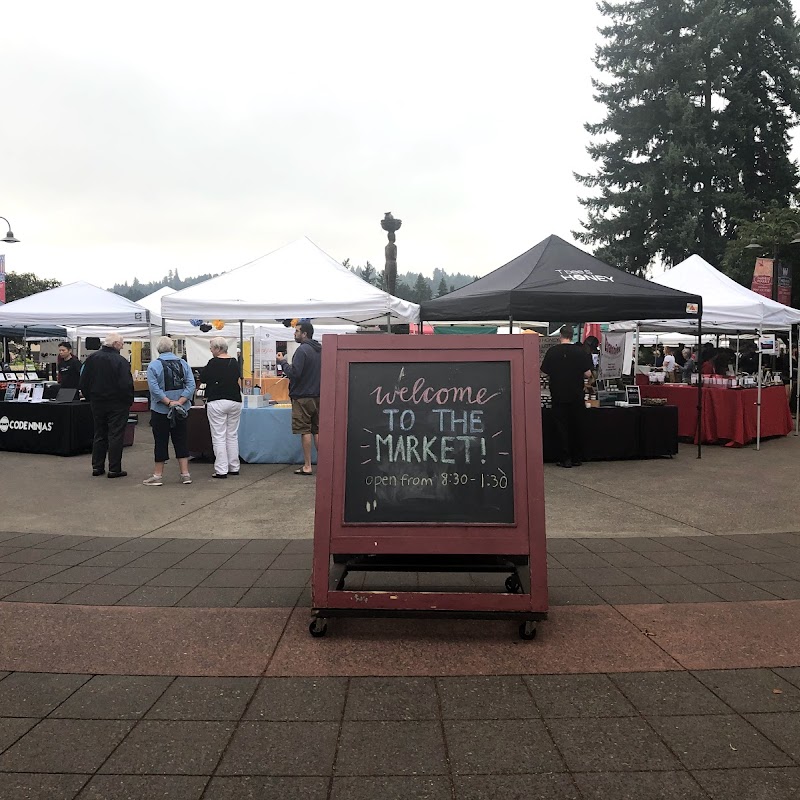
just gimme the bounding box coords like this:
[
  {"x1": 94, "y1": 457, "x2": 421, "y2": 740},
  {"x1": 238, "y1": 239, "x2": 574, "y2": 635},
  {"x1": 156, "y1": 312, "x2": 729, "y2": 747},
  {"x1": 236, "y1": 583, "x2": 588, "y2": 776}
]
[{"x1": 238, "y1": 406, "x2": 317, "y2": 465}]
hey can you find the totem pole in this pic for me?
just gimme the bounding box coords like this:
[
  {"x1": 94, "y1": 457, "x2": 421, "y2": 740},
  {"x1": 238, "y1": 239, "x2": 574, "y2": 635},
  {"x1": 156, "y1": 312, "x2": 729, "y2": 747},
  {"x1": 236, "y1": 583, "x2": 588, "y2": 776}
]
[{"x1": 381, "y1": 212, "x2": 402, "y2": 296}]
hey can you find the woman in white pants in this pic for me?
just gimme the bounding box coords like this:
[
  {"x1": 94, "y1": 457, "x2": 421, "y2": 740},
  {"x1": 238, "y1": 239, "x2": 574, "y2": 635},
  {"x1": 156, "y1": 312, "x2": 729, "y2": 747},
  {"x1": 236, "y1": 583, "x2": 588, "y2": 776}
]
[{"x1": 203, "y1": 337, "x2": 242, "y2": 479}]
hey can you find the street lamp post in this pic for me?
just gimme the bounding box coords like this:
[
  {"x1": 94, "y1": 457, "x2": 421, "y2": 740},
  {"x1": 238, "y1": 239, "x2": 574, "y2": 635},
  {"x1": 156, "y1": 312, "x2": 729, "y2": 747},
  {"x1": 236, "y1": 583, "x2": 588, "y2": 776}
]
[
  {"x1": 381, "y1": 212, "x2": 402, "y2": 297},
  {"x1": 0, "y1": 217, "x2": 19, "y2": 244}
]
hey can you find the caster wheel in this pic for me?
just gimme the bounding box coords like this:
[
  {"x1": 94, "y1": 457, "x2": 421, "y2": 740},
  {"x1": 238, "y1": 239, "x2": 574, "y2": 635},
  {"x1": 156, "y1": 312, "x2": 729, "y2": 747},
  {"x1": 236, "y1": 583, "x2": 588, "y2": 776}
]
[
  {"x1": 309, "y1": 619, "x2": 328, "y2": 638},
  {"x1": 519, "y1": 621, "x2": 537, "y2": 640},
  {"x1": 505, "y1": 575, "x2": 521, "y2": 593}
]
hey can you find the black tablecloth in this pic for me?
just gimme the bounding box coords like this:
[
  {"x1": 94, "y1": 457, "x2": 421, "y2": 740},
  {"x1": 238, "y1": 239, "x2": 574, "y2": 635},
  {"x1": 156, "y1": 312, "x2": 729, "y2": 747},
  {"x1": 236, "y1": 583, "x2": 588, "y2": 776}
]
[
  {"x1": 542, "y1": 405, "x2": 678, "y2": 462},
  {"x1": 0, "y1": 401, "x2": 95, "y2": 456},
  {"x1": 187, "y1": 406, "x2": 214, "y2": 459}
]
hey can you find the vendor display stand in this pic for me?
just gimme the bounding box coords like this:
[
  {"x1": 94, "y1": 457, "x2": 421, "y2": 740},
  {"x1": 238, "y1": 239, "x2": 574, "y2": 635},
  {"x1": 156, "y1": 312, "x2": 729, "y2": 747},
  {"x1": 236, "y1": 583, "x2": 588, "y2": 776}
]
[
  {"x1": 311, "y1": 334, "x2": 547, "y2": 640},
  {"x1": 0, "y1": 400, "x2": 94, "y2": 456}
]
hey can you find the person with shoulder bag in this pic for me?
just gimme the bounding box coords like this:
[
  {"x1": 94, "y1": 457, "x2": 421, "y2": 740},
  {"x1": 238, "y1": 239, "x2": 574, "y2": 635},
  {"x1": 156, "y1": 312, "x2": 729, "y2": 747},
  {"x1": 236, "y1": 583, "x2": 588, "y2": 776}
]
[
  {"x1": 203, "y1": 337, "x2": 243, "y2": 479},
  {"x1": 143, "y1": 337, "x2": 195, "y2": 486}
]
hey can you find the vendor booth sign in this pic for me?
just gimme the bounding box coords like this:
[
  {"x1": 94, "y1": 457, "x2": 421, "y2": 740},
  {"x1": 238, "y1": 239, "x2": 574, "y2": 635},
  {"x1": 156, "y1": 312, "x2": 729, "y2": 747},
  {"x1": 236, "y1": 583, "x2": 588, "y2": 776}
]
[
  {"x1": 759, "y1": 335, "x2": 778, "y2": 355},
  {"x1": 599, "y1": 332, "x2": 626, "y2": 379}
]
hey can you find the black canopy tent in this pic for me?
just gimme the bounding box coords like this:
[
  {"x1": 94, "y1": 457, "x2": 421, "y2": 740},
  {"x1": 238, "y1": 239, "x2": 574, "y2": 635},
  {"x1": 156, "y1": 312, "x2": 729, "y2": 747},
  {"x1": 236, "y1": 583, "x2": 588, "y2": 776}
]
[
  {"x1": 420, "y1": 235, "x2": 702, "y2": 323},
  {"x1": 420, "y1": 235, "x2": 705, "y2": 457}
]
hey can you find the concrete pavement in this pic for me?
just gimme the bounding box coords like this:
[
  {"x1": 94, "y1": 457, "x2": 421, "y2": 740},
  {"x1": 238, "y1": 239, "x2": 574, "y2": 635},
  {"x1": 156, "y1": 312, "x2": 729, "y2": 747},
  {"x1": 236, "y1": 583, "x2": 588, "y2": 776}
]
[
  {"x1": 3, "y1": 433, "x2": 800, "y2": 538},
  {"x1": 1, "y1": 435, "x2": 799, "y2": 797}
]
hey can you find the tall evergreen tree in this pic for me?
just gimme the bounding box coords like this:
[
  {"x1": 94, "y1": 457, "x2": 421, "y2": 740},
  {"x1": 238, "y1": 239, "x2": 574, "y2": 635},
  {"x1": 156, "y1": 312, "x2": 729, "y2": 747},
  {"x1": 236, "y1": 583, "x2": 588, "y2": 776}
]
[
  {"x1": 575, "y1": 0, "x2": 800, "y2": 275},
  {"x1": 413, "y1": 273, "x2": 433, "y2": 303},
  {"x1": 436, "y1": 277, "x2": 449, "y2": 297}
]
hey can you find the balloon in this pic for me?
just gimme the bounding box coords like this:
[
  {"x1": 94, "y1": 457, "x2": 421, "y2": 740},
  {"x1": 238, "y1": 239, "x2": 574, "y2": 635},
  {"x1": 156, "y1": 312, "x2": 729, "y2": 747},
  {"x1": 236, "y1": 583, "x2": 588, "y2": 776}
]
[
  {"x1": 189, "y1": 319, "x2": 202, "y2": 327},
  {"x1": 212, "y1": 320, "x2": 225, "y2": 330}
]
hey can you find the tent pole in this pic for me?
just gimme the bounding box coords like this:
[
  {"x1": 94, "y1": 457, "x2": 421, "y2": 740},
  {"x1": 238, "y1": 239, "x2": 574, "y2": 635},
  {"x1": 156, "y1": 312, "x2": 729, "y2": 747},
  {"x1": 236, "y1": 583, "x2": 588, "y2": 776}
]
[
  {"x1": 795, "y1": 323, "x2": 800, "y2": 435},
  {"x1": 789, "y1": 325, "x2": 793, "y2": 434},
  {"x1": 386, "y1": 313, "x2": 392, "y2": 334},
  {"x1": 735, "y1": 332, "x2": 740, "y2": 374},
  {"x1": 509, "y1": 314, "x2": 514, "y2": 334},
  {"x1": 696, "y1": 314, "x2": 703, "y2": 459},
  {"x1": 239, "y1": 320, "x2": 244, "y2": 379},
  {"x1": 756, "y1": 327, "x2": 763, "y2": 451},
  {"x1": 634, "y1": 324, "x2": 640, "y2": 377}
]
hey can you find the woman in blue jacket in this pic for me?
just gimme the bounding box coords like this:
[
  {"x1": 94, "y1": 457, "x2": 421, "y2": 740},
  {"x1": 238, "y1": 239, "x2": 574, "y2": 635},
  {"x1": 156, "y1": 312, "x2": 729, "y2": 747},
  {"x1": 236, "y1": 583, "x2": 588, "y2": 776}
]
[{"x1": 144, "y1": 337, "x2": 195, "y2": 486}]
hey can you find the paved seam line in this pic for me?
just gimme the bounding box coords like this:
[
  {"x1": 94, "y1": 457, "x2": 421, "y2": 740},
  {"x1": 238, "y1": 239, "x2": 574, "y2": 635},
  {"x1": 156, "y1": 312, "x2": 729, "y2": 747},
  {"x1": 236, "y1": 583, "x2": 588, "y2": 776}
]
[{"x1": 558, "y1": 474, "x2": 713, "y2": 535}]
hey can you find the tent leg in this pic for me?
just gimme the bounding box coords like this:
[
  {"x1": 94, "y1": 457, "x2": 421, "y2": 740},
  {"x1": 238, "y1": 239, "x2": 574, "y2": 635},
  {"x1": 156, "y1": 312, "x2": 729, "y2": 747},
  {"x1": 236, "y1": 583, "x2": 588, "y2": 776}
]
[
  {"x1": 634, "y1": 324, "x2": 640, "y2": 377},
  {"x1": 386, "y1": 313, "x2": 392, "y2": 334},
  {"x1": 788, "y1": 325, "x2": 792, "y2": 386},
  {"x1": 795, "y1": 323, "x2": 800, "y2": 435},
  {"x1": 239, "y1": 320, "x2": 244, "y2": 379},
  {"x1": 696, "y1": 316, "x2": 703, "y2": 459},
  {"x1": 509, "y1": 314, "x2": 514, "y2": 333},
  {"x1": 735, "y1": 332, "x2": 740, "y2": 374},
  {"x1": 756, "y1": 327, "x2": 763, "y2": 451}
]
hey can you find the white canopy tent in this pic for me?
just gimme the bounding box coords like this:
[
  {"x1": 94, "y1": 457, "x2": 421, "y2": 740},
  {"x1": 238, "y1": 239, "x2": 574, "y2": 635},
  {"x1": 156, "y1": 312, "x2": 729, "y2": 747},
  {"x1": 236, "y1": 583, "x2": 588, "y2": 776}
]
[
  {"x1": 0, "y1": 281, "x2": 151, "y2": 367},
  {"x1": 73, "y1": 287, "x2": 355, "y2": 340},
  {"x1": 161, "y1": 236, "x2": 420, "y2": 326},
  {"x1": 0, "y1": 281, "x2": 150, "y2": 327},
  {"x1": 69, "y1": 286, "x2": 358, "y2": 371},
  {"x1": 610, "y1": 255, "x2": 800, "y2": 449},
  {"x1": 610, "y1": 255, "x2": 800, "y2": 333}
]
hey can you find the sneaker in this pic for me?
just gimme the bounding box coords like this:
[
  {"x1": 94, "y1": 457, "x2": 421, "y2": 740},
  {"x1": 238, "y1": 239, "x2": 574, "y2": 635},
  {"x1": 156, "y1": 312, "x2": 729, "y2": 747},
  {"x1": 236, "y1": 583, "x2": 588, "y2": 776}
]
[
  {"x1": 181, "y1": 473, "x2": 192, "y2": 484},
  {"x1": 142, "y1": 475, "x2": 164, "y2": 486},
  {"x1": 211, "y1": 473, "x2": 227, "y2": 479}
]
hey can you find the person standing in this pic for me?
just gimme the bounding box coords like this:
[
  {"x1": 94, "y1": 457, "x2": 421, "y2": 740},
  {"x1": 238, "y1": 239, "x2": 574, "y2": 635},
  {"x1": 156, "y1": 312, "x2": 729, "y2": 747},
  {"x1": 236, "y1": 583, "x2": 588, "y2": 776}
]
[
  {"x1": 202, "y1": 337, "x2": 242, "y2": 479},
  {"x1": 56, "y1": 342, "x2": 82, "y2": 390},
  {"x1": 79, "y1": 332, "x2": 134, "y2": 478},
  {"x1": 541, "y1": 325, "x2": 593, "y2": 468},
  {"x1": 276, "y1": 321, "x2": 322, "y2": 476},
  {"x1": 662, "y1": 346, "x2": 677, "y2": 381},
  {"x1": 143, "y1": 337, "x2": 195, "y2": 486}
]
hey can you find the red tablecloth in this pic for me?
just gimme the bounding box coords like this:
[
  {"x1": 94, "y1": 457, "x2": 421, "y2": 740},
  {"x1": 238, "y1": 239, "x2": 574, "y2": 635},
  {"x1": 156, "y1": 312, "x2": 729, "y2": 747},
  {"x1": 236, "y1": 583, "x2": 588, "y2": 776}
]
[{"x1": 639, "y1": 384, "x2": 792, "y2": 446}]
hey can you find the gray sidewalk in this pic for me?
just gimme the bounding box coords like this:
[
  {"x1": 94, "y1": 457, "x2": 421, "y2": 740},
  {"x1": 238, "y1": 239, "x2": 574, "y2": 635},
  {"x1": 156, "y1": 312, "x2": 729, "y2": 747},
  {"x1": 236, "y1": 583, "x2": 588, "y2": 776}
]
[{"x1": 3, "y1": 434, "x2": 800, "y2": 539}]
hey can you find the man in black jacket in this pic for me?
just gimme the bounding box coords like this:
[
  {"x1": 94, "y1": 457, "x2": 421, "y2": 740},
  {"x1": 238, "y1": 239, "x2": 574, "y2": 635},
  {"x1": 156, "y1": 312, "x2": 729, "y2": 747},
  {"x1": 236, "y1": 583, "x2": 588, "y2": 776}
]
[
  {"x1": 79, "y1": 332, "x2": 134, "y2": 478},
  {"x1": 277, "y1": 321, "x2": 322, "y2": 476}
]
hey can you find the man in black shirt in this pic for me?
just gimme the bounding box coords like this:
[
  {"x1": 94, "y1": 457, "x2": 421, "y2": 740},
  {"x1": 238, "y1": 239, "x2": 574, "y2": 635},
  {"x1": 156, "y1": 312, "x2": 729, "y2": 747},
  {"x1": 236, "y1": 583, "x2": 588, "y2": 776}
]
[
  {"x1": 57, "y1": 342, "x2": 82, "y2": 390},
  {"x1": 541, "y1": 325, "x2": 593, "y2": 468}
]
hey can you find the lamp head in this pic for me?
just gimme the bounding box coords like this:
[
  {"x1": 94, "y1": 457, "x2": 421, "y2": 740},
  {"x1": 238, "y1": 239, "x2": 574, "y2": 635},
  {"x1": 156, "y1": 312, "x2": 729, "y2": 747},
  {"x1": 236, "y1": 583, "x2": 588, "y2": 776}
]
[
  {"x1": 0, "y1": 217, "x2": 18, "y2": 243},
  {"x1": 744, "y1": 240, "x2": 763, "y2": 250}
]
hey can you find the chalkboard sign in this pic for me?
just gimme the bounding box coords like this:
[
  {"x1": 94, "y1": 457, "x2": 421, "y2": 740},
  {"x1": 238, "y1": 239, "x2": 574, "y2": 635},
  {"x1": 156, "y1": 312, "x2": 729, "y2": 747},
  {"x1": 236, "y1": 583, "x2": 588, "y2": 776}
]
[{"x1": 344, "y1": 361, "x2": 514, "y2": 524}]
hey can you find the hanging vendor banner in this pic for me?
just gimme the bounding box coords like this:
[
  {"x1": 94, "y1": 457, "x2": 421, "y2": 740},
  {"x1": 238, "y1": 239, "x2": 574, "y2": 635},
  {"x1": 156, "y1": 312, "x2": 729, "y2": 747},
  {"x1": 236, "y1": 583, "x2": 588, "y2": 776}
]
[
  {"x1": 254, "y1": 327, "x2": 277, "y2": 375},
  {"x1": 0, "y1": 255, "x2": 5, "y2": 304},
  {"x1": 599, "y1": 331, "x2": 626, "y2": 379},
  {"x1": 776, "y1": 262, "x2": 792, "y2": 306},
  {"x1": 751, "y1": 258, "x2": 774, "y2": 300}
]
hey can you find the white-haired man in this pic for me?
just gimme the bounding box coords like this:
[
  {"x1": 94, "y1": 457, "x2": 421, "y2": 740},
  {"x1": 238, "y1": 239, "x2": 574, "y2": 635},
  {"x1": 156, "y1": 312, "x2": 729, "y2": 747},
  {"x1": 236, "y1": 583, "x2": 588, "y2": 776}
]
[{"x1": 79, "y1": 332, "x2": 134, "y2": 478}]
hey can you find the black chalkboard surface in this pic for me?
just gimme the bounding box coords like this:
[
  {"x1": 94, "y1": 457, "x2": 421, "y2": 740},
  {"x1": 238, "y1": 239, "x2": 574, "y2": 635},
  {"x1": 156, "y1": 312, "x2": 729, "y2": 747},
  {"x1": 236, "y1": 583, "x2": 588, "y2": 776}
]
[{"x1": 344, "y1": 361, "x2": 514, "y2": 524}]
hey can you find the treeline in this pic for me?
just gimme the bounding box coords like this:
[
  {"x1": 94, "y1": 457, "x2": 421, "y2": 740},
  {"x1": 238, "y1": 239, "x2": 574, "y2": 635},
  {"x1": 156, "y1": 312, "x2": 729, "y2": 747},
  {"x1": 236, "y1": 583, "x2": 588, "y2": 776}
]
[
  {"x1": 109, "y1": 269, "x2": 218, "y2": 301},
  {"x1": 343, "y1": 259, "x2": 478, "y2": 303}
]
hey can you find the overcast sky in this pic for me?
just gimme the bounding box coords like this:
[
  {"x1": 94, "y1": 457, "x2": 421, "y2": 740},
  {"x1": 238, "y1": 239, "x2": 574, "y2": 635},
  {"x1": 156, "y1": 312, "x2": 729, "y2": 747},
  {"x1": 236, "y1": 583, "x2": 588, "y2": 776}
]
[{"x1": 3, "y1": 1, "x2": 799, "y2": 289}]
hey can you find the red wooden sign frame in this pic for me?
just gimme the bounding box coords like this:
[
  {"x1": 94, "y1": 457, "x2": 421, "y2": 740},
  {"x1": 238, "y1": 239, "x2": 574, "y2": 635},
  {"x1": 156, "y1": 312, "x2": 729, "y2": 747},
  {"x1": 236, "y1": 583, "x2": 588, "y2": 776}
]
[{"x1": 311, "y1": 334, "x2": 547, "y2": 621}]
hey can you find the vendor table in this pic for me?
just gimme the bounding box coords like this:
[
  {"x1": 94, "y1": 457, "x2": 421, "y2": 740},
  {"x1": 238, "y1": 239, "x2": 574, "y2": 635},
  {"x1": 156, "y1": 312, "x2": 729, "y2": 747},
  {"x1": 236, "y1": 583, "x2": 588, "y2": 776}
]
[
  {"x1": 541, "y1": 405, "x2": 678, "y2": 461},
  {"x1": 639, "y1": 384, "x2": 792, "y2": 446},
  {"x1": 187, "y1": 405, "x2": 315, "y2": 464},
  {"x1": 0, "y1": 400, "x2": 94, "y2": 456}
]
